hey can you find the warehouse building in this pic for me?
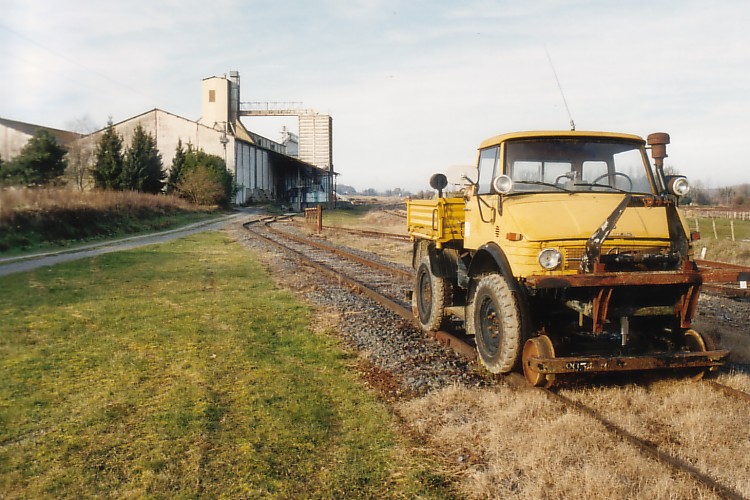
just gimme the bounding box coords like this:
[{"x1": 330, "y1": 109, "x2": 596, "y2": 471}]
[{"x1": 0, "y1": 71, "x2": 334, "y2": 209}]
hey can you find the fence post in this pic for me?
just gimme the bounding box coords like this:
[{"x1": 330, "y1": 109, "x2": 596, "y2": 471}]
[
  {"x1": 695, "y1": 217, "x2": 700, "y2": 233},
  {"x1": 317, "y1": 204, "x2": 323, "y2": 234},
  {"x1": 731, "y1": 220, "x2": 735, "y2": 242},
  {"x1": 712, "y1": 219, "x2": 718, "y2": 239}
]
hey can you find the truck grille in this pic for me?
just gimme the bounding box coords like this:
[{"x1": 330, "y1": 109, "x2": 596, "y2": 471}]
[{"x1": 563, "y1": 246, "x2": 669, "y2": 271}]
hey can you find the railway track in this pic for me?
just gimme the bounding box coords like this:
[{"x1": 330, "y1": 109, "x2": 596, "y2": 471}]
[
  {"x1": 697, "y1": 259, "x2": 750, "y2": 298},
  {"x1": 243, "y1": 215, "x2": 750, "y2": 498},
  {"x1": 245, "y1": 217, "x2": 479, "y2": 360}
]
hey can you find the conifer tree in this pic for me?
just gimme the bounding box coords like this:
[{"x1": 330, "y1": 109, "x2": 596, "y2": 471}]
[
  {"x1": 123, "y1": 123, "x2": 164, "y2": 193},
  {"x1": 166, "y1": 139, "x2": 187, "y2": 194},
  {"x1": 91, "y1": 120, "x2": 125, "y2": 190},
  {"x1": 0, "y1": 129, "x2": 67, "y2": 186}
]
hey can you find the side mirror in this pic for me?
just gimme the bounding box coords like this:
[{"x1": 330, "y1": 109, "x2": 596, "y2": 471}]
[{"x1": 429, "y1": 173, "x2": 449, "y2": 197}]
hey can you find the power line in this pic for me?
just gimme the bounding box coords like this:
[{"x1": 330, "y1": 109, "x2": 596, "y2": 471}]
[{"x1": 0, "y1": 22, "x2": 158, "y2": 103}]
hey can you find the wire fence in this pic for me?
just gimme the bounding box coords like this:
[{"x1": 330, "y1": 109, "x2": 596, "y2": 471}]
[{"x1": 683, "y1": 209, "x2": 750, "y2": 221}]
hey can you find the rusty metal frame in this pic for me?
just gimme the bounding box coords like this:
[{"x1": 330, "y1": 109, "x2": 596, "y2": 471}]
[
  {"x1": 526, "y1": 270, "x2": 702, "y2": 289},
  {"x1": 592, "y1": 287, "x2": 613, "y2": 333},
  {"x1": 526, "y1": 348, "x2": 729, "y2": 375},
  {"x1": 679, "y1": 284, "x2": 701, "y2": 328}
]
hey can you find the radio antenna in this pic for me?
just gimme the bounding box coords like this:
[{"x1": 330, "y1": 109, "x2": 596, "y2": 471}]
[{"x1": 545, "y1": 46, "x2": 576, "y2": 131}]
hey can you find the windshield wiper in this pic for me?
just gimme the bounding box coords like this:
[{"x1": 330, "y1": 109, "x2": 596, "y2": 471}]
[
  {"x1": 514, "y1": 180, "x2": 573, "y2": 192},
  {"x1": 573, "y1": 182, "x2": 630, "y2": 194}
]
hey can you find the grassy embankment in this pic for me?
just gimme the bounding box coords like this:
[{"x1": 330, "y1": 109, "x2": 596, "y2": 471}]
[
  {"x1": 0, "y1": 189, "x2": 221, "y2": 255},
  {"x1": 687, "y1": 216, "x2": 750, "y2": 265},
  {"x1": 0, "y1": 232, "x2": 443, "y2": 497}
]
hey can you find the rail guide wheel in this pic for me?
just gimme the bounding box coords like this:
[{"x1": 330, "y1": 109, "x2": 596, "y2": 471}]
[
  {"x1": 522, "y1": 335, "x2": 556, "y2": 388},
  {"x1": 683, "y1": 329, "x2": 716, "y2": 381}
]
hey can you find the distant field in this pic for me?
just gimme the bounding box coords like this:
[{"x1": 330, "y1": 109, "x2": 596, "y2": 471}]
[
  {"x1": 0, "y1": 232, "x2": 440, "y2": 497},
  {"x1": 686, "y1": 216, "x2": 750, "y2": 265},
  {"x1": 0, "y1": 188, "x2": 219, "y2": 255}
]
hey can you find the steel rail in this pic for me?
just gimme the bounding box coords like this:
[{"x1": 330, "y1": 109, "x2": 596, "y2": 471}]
[
  {"x1": 502, "y1": 373, "x2": 746, "y2": 500},
  {"x1": 246, "y1": 220, "x2": 413, "y2": 319},
  {"x1": 322, "y1": 225, "x2": 411, "y2": 241},
  {"x1": 267, "y1": 222, "x2": 412, "y2": 280},
  {"x1": 697, "y1": 259, "x2": 750, "y2": 298},
  {"x1": 243, "y1": 218, "x2": 477, "y2": 361},
  {"x1": 704, "y1": 380, "x2": 750, "y2": 404}
]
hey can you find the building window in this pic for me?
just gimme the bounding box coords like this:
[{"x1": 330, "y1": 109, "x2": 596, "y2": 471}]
[{"x1": 209, "y1": 90, "x2": 215, "y2": 103}]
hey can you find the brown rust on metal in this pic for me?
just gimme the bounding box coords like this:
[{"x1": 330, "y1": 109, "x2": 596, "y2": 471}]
[
  {"x1": 323, "y1": 226, "x2": 411, "y2": 241},
  {"x1": 526, "y1": 270, "x2": 702, "y2": 289},
  {"x1": 525, "y1": 349, "x2": 728, "y2": 375},
  {"x1": 679, "y1": 285, "x2": 701, "y2": 328},
  {"x1": 705, "y1": 381, "x2": 750, "y2": 404},
  {"x1": 431, "y1": 330, "x2": 478, "y2": 361},
  {"x1": 591, "y1": 287, "x2": 613, "y2": 333},
  {"x1": 696, "y1": 259, "x2": 750, "y2": 283}
]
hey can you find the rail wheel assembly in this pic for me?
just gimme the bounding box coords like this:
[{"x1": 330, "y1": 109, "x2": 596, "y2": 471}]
[
  {"x1": 522, "y1": 335, "x2": 557, "y2": 388},
  {"x1": 683, "y1": 329, "x2": 716, "y2": 381}
]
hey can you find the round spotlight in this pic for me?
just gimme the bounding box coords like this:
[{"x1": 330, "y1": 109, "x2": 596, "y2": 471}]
[
  {"x1": 492, "y1": 175, "x2": 513, "y2": 194},
  {"x1": 668, "y1": 176, "x2": 690, "y2": 197},
  {"x1": 538, "y1": 248, "x2": 562, "y2": 271}
]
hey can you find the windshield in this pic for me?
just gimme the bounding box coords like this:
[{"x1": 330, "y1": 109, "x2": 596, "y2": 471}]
[{"x1": 502, "y1": 138, "x2": 655, "y2": 194}]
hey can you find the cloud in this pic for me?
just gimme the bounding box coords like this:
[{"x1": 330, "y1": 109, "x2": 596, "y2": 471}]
[{"x1": 1, "y1": 0, "x2": 749, "y2": 190}]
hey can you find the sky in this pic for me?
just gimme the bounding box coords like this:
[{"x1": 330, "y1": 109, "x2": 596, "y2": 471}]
[{"x1": 1, "y1": 0, "x2": 749, "y2": 193}]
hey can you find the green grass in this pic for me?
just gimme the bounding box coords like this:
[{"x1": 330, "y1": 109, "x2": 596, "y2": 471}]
[
  {"x1": 687, "y1": 216, "x2": 750, "y2": 242},
  {"x1": 682, "y1": 216, "x2": 750, "y2": 265},
  {"x1": 0, "y1": 232, "x2": 446, "y2": 497}
]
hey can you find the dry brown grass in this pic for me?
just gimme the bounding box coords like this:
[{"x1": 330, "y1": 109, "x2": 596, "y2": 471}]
[
  {"x1": 695, "y1": 239, "x2": 750, "y2": 267},
  {"x1": 560, "y1": 378, "x2": 750, "y2": 497},
  {"x1": 398, "y1": 383, "x2": 724, "y2": 499},
  {"x1": 304, "y1": 206, "x2": 750, "y2": 498},
  {"x1": 716, "y1": 370, "x2": 750, "y2": 393},
  {"x1": 0, "y1": 187, "x2": 201, "y2": 222}
]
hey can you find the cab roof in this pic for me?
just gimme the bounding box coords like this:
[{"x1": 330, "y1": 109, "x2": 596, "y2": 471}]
[{"x1": 478, "y1": 130, "x2": 646, "y2": 150}]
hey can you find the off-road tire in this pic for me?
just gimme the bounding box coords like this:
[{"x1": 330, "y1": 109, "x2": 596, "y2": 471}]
[
  {"x1": 412, "y1": 255, "x2": 452, "y2": 332},
  {"x1": 466, "y1": 273, "x2": 522, "y2": 374}
]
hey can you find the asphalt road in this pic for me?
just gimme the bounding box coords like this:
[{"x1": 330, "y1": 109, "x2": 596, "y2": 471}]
[{"x1": 0, "y1": 212, "x2": 248, "y2": 278}]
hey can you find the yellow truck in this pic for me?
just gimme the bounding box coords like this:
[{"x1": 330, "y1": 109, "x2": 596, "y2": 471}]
[{"x1": 407, "y1": 130, "x2": 728, "y2": 386}]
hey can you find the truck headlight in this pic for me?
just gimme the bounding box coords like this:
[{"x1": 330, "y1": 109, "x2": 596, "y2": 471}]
[
  {"x1": 538, "y1": 248, "x2": 562, "y2": 270},
  {"x1": 492, "y1": 175, "x2": 513, "y2": 194},
  {"x1": 666, "y1": 176, "x2": 690, "y2": 197}
]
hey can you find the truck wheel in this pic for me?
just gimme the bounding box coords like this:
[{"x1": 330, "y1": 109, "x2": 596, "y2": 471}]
[
  {"x1": 467, "y1": 273, "x2": 522, "y2": 374},
  {"x1": 412, "y1": 256, "x2": 451, "y2": 332}
]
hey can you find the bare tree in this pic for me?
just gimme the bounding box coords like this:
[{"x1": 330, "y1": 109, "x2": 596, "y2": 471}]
[{"x1": 65, "y1": 116, "x2": 98, "y2": 190}]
